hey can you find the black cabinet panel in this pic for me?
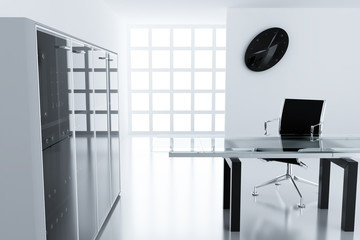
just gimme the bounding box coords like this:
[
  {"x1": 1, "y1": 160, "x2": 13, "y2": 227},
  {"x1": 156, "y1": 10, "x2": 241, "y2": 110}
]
[
  {"x1": 42, "y1": 138, "x2": 77, "y2": 240},
  {"x1": 38, "y1": 30, "x2": 77, "y2": 240},
  {"x1": 37, "y1": 31, "x2": 70, "y2": 150}
]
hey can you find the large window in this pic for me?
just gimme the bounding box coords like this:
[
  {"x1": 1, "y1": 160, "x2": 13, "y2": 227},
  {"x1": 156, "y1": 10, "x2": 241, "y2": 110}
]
[{"x1": 129, "y1": 26, "x2": 226, "y2": 135}]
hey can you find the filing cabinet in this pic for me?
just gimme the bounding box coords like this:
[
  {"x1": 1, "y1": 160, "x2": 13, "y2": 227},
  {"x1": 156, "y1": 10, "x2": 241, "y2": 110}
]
[{"x1": 0, "y1": 18, "x2": 120, "y2": 240}]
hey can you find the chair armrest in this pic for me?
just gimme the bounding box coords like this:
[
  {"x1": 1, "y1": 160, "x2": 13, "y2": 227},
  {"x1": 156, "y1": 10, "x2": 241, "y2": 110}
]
[
  {"x1": 264, "y1": 118, "x2": 280, "y2": 135},
  {"x1": 310, "y1": 122, "x2": 323, "y2": 141}
]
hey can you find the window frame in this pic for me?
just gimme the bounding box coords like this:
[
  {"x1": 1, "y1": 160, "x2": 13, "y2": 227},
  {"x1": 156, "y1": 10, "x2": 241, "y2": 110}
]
[{"x1": 128, "y1": 25, "x2": 226, "y2": 135}]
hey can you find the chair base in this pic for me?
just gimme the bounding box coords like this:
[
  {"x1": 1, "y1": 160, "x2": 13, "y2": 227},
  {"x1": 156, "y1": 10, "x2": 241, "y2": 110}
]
[{"x1": 252, "y1": 163, "x2": 317, "y2": 208}]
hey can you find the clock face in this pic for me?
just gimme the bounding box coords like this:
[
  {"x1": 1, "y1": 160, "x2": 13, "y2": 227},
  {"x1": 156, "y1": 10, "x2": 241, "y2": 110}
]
[{"x1": 245, "y1": 27, "x2": 289, "y2": 72}]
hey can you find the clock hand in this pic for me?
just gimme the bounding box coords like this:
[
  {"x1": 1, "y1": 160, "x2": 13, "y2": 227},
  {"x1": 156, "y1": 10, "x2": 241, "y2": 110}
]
[
  {"x1": 252, "y1": 49, "x2": 267, "y2": 55},
  {"x1": 261, "y1": 44, "x2": 278, "y2": 66},
  {"x1": 267, "y1": 31, "x2": 278, "y2": 49}
]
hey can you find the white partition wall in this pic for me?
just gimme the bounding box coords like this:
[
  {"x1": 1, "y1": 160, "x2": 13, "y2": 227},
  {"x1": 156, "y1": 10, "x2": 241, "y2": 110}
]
[
  {"x1": 0, "y1": 17, "x2": 46, "y2": 240},
  {"x1": 225, "y1": 8, "x2": 360, "y2": 139}
]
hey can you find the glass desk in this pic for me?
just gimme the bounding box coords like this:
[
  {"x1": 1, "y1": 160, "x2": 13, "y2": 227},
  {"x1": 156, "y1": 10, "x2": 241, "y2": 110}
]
[{"x1": 169, "y1": 136, "x2": 360, "y2": 232}]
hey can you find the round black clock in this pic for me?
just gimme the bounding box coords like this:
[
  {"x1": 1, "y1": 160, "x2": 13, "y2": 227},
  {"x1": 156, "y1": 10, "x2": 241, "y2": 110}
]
[{"x1": 245, "y1": 27, "x2": 289, "y2": 72}]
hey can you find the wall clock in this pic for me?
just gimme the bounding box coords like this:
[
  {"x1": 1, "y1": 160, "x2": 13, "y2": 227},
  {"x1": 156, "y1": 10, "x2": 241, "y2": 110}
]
[{"x1": 245, "y1": 27, "x2": 289, "y2": 72}]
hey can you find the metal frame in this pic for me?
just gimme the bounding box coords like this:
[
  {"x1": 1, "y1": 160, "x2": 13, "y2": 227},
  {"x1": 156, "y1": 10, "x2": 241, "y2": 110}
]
[{"x1": 252, "y1": 163, "x2": 317, "y2": 208}]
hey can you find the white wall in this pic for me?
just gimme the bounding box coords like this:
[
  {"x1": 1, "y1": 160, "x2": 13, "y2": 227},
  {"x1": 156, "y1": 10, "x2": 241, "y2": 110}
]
[{"x1": 226, "y1": 8, "x2": 360, "y2": 139}]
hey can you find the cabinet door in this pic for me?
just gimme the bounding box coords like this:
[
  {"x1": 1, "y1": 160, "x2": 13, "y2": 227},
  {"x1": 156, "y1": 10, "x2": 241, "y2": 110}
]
[
  {"x1": 37, "y1": 30, "x2": 78, "y2": 240},
  {"x1": 72, "y1": 40, "x2": 98, "y2": 240},
  {"x1": 108, "y1": 52, "x2": 120, "y2": 203},
  {"x1": 93, "y1": 48, "x2": 112, "y2": 227}
]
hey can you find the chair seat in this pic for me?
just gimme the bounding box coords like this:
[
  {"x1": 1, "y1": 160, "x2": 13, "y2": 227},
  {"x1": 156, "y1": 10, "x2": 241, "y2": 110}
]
[{"x1": 263, "y1": 158, "x2": 300, "y2": 165}]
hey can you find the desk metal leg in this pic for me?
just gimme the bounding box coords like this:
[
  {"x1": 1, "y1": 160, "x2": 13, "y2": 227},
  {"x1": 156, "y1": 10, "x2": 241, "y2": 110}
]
[
  {"x1": 229, "y1": 158, "x2": 241, "y2": 232},
  {"x1": 223, "y1": 158, "x2": 230, "y2": 209},
  {"x1": 318, "y1": 158, "x2": 331, "y2": 209},
  {"x1": 332, "y1": 158, "x2": 358, "y2": 231},
  {"x1": 319, "y1": 158, "x2": 358, "y2": 232}
]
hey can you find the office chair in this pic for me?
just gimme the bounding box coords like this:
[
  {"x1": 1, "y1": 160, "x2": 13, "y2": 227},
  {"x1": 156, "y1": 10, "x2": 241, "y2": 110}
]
[{"x1": 252, "y1": 98, "x2": 325, "y2": 208}]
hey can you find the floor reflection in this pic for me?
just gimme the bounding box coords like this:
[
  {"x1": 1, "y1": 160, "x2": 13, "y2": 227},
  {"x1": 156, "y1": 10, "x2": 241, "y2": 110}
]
[{"x1": 96, "y1": 136, "x2": 360, "y2": 240}]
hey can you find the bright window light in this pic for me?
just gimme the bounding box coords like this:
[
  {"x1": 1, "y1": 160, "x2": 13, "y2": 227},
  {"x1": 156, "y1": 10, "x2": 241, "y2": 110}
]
[
  {"x1": 216, "y1": 29, "x2": 226, "y2": 47},
  {"x1": 215, "y1": 72, "x2": 226, "y2": 90},
  {"x1": 173, "y1": 93, "x2": 191, "y2": 111},
  {"x1": 131, "y1": 93, "x2": 149, "y2": 111},
  {"x1": 174, "y1": 114, "x2": 191, "y2": 131},
  {"x1": 194, "y1": 72, "x2": 212, "y2": 90},
  {"x1": 152, "y1": 50, "x2": 170, "y2": 68},
  {"x1": 215, "y1": 93, "x2": 225, "y2": 111},
  {"x1": 131, "y1": 50, "x2": 149, "y2": 69},
  {"x1": 173, "y1": 50, "x2": 191, "y2": 69},
  {"x1": 131, "y1": 72, "x2": 149, "y2": 90},
  {"x1": 215, "y1": 114, "x2": 225, "y2": 131},
  {"x1": 173, "y1": 72, "x2": 191, "y2": 90},
  {"x1": 173, "y1": 29, "x2": 191, "y2": 47},
  {"x1": 152, "y1": 72, "x2": 170, "y2": 90},
  {"x1": 194, "y1": 93, "x2": 212, "y2": 111},
  {"x1": 152, "y1": 29, "x2": 170, "y2": 47},
  {"x1": 194, "y1": 114, "x2": 212, "y2": 131},
  {"x1": 129, "y1": 26, "x2": 225, "y2": 135},
  {"x1": 131, "y1": 29, "x2": 149, "y2": 47},
  {"x1": 194, "y1": 50, "x2": 212, "y2": 68},
  {"x1": 152, "y1": 93, "x2": 170, "y2": 111},
  {"x1": 153, "y1": 114, "x2": 170, "y2": 131},
  {"x1": 216, "y1": 50, "x2": 226, "y2": 69},
  {"x1": 132, "y1": 114, "x2": 149, "y2": 131},
  {"x1": 195, "y1": 29, "x2": 213, "y2": 47}
]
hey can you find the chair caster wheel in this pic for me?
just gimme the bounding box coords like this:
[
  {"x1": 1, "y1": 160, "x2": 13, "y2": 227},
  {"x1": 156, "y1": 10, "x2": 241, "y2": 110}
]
[
  {"x1": 297, "y1": 203, "x2": 305, "y2": 208},
  {"x1": 252, "y1": 192, "x2": 259, "y2": 196}
]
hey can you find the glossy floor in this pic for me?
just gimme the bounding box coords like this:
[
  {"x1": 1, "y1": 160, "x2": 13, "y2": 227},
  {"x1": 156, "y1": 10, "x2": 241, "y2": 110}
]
[{"x1": 98, "y1": 136, "x2": 359, "y2": 240}]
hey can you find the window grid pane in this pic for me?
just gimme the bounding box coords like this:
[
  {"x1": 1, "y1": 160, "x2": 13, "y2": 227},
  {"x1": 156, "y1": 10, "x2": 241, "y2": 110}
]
[{"x1": 129, "y1": 26, "x2": 226, "y2": 135}]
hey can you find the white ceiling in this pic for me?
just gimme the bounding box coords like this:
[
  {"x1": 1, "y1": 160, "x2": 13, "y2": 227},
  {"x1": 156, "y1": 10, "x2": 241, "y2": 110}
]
[
  {"x1": 105, "y1": 0, "x2": 360, "y2": 23},
  {"x1": 106, "y1": 0, "x2": 360, "y2": 10}
]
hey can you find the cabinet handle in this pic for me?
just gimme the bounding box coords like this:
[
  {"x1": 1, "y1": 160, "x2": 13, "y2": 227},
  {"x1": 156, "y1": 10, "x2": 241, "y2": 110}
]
[
  {"x1": 56, "y1": 45, "x2": 71, "y2": 51},
  {"x1": 99, "y1": 57, "x2": 114, "y2": 61},
  {"x1": 72, "y1": 50, "x2": 86, "y2": 54}
]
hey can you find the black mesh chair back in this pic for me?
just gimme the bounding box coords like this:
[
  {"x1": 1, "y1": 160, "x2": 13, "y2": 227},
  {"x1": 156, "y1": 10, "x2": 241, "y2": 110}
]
[{"x1": 280, "y1": 99, "x2": 325, "y2": 137}]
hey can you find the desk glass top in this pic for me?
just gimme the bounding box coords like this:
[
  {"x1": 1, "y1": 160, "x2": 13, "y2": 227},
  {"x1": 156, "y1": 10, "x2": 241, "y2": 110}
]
[{"x1": 169, "y1": 136, "x2": 360, "y2": 158}]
